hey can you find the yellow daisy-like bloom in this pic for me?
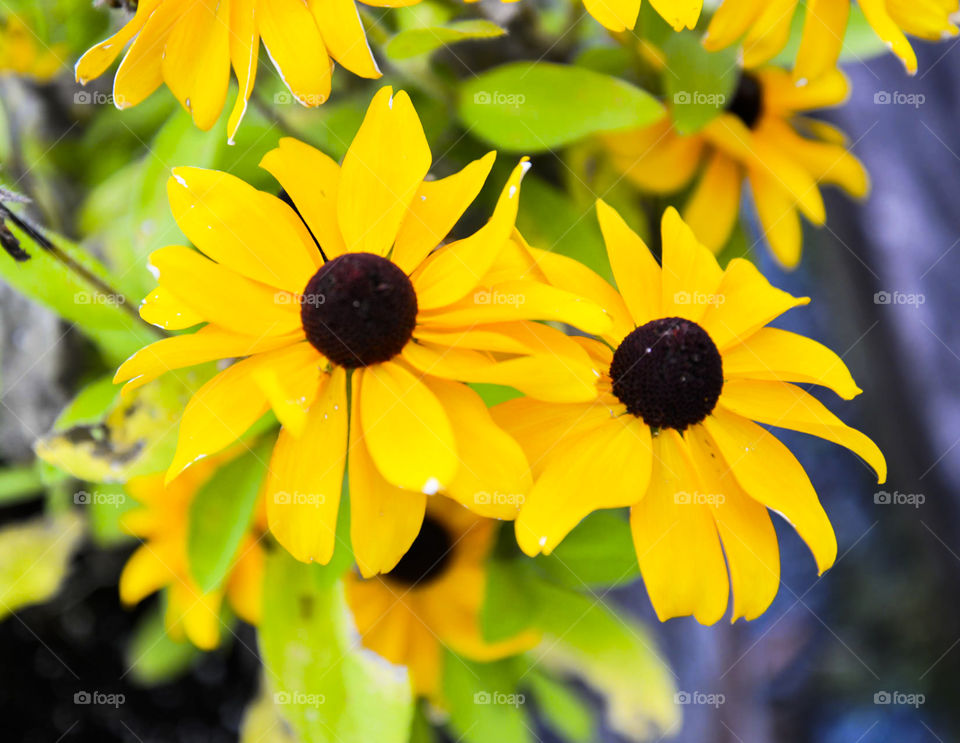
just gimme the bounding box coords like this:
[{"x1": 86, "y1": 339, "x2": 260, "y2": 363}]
[
  {"x1": 75, "y1": 0, "x2": 390, "y2": 139},
  {"x1": 120, "y1": 459, "x2": 265, "y2": 650},
  {"x1": 346, "y1": 499, "x2": 540, "y2": 697},
  {"x1": 493, "y1": 204, "x2": 886, "y2": 624},
  {"x1": 603, "y1": 67, "x2": 868, "y2": 268},
  {"x1": 114, "y1": 86, "x2": 609, "y2": 576},
  {"x1": 583, "y1": 0, "x2": 702, "y2": 33},
  {"x1": 705, "y1": 0, "x2": 959, "y2": 79},
  {"x1": 0, "y1": 15, "x2": 66, "y2": 82}
]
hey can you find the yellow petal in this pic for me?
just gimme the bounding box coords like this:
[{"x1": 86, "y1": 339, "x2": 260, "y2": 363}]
[
  {"x1": 349, "y1": 372, "x2": 426, "y2": 577},
  {"x1": 413, "y1": 160, "x2": 529, "y2": 309},
  {"x1": 139, "y1": 286, "x2": 204, "y2": 330},
  {"x1": 629, "y1": 429, "x2": 729, "y2": 624},
  {"x1": 114, "y1": 327, "x2": 302, "y2": 392},
  {"x1": 359, "y1": 361, "x2": 457, "y2": 492},
  {"x1": 338, "y1": 87, "x2": 431, "y2": 256},
  {"x1": 75, "y1": 0, "x2": 161, "y2": 83},
  {"x1": 148, "y1": 244, "x2": 303, "y2": 336},
  {"x1": 226, "y1": 540, "x2": 265, "y2": 625},
  {"x1": 699, "y1": 257, "x2": 808, "y2": 350},
  {"x1": 266, "y1": 368, "x2": 347, "y2": 563},
  {"x1": 794, "y1": 0, "x2": 850, "y2": 83},
  {"x1": 310, "y1": 0, "x2": 381, "y2": 79},
  {"x1": 258, "y1": 0, "x2": 332, "y2": 106},
  {"x1": 659, "y1": 206, "x2": 724, "y2": 322},
  {"x1": 859, "y1": 0, "x2": 918, "y2": 74},
  {"x1": 603, "y1": 119, "x2": 705, "y2": 193},
  {"x1": 596, "y1": 198, "x2": 661, "y2": 327},
  {"x1": 682, "y1": 151, "x2": 742, "y2": 254},
  {"x1": 719, "y1": 379, "x2": 886, "y2": 482},
  {"x1": 113, "y1": 0, "x2": 183, "y2": 109},
  {"x1": 423, "y1": 377, "x2": 531, "y2": 520},
  {"x1": 648, "y1": 0, "x2": 702, "y2": 30},
  {"x1": 259, "y1": 138, "x2": 347, "y2": 259},
  {"x1": 740, "y1": 0, "x2": 801, "y2": 68},
  {"x1": 748, "y1": 170, "x2": 804, "y2": 269},
  {"x1": 228, "y1": 0, "x2": 259, "y2": 142},
  {"x1": 252, "y1": 343, "x2": 324, "y2": 437},
  {"x1": 515, "y1": 417, "x2": 651, "y2": 556},
  {"x1": 703, "y1": 408, "x2": 837, "y2": 575},
  {"x1": 392, "y1": 152, "x2": 496, "y2": 274},
  {"x1": 721, "y1": 326, "x2": 862, "y2": 400},
  {"x1": 119, "y1": 543, "x2": 176, "y2": 605},
  {"x1": 686, "y1": 427, "x2": 780, "y2": 622},
  {"x1": 167, "y1": 168, "x2": 321, "y2": 292},
  {"x1": 582, "y1": 0, "x2": 641, "y2": 32},
  {"x1": 704, "y1": 0, "x2": 765, "y2": 50}
]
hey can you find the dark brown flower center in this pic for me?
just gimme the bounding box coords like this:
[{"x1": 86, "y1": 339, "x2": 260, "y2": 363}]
[
  {"x1": 300, "y1": 252, "x2": 417, "y2": 368},
  {"x1": 726, "y1": 73, "x2": 763, "y2": 130},
  {"x1": 384, "y1": 516, "x2": 453, "y2": 586},
  {"x1": 609, "y1": 317, "x2": 723, "y2": 431}
]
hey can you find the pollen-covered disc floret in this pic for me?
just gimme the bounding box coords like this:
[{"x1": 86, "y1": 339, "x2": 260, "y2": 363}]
[
  {"x1": 383, "y1": 515, "x2": 453, "y2": 586},
  {"x1": 301, "y1": 252, "x2": 417, "y2": 368},
  {"x1": 610, "y1": 317, "x2": 724, "y2": 431},
  {"x1": 727, "y1": 73, "x2": 763, "y2": 129}
]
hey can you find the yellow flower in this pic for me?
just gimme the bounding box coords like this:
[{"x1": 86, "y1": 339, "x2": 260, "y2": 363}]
[
  {"x1": 75, "y1": 0, "x2": 390, "y2": 139},
  {"x1": 603, "y1": 67, "x2": 868, "y2": 268},
  {"x1": 345, "y1": 499, "x2": 540, "y2": 697},
  {"x1": 114, "y1": 86, "x2": 609, "y2": 576},
  {"x1": 120, "y1": 458, "x2": 265, "y2": 650},
  {"x1": 705, "y1": 0, "x2": 959, "y2": 79},
  {"x1": 0, "y1": 15, "x2": 66, "y2": 82},
  {"x1": 583, "y1": 0, "x2": 702, "y2": 33},
  {"x1": 493, "y1": 204, "x2": 886, "y2": 625}
]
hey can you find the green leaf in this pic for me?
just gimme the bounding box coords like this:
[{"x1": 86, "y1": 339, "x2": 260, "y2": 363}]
[
  {"x1": 534, "y1": 511, "x2": 640, "y2": 589},
  {"x1": 259, "y1": 550, "x2": 414, "y2": 743},
  {"x1": 87, "y1": 482, "x2": 137, "y2": 546},
  {"x1": 53, "y1": 374, "x2": 121, "y2": 430},
  {"x1": 387, "y1": 20, "x2": 505, "y2": 60},
  {"x1": 531, "y1": 582, "x2": 679, "y2": 742},
  {"x1": 442, "y1": 654, "x2": 532, "y2": 743},
  {"x1": 0, "y1": 511, "x2": 84, "y2": 619},
  {"x1": 126, "y1": 605, "x2": 198, "y2": 685},
  {"x1": 459, "y1": 62, "x2": 663, "y2": 152},
  {"x1": 0, "y1": 464, "x2": 45, "y2": 506},
  {"x1": 526, "y1": 670, "x2": 594, "y2": 743},
  {"x1": 662, "y1": 32, "x2": 739, "y2": 135},
  {"x1": 481, "y1": 552, "x2": 539, "y2": 643},
  {"x1": 187, "y1": 439, "x2": 272, "y2": 593}
]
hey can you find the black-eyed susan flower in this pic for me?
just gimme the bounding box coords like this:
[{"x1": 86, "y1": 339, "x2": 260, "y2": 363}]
[
  {"x1": 603, "y1": 67, "x2": 868, "y2": 268},
  {"x1": 705, "y1": 0, "x2": 958, "y2": 79},
  {"x1": 114, "y1": 87, "x2": 610, "y2": 576},
  {"x1": 0, "y1": 15, "x2": 65, "y2": 82},
  {"x1": 583, "y1": 0, "x2": 702, "y2": 33},
  {"x1": 120, "y1": 460, "x2": 265, "y2": 650},
  {"x1": 345, "y1": 499, "x2": 540, "y2": 697},
  {"x1": 75, "y1": 0, "x2": 387, "y2": 139},
  {"x1": 493, "y1": 204, "x2": 886, "y2": 624}
]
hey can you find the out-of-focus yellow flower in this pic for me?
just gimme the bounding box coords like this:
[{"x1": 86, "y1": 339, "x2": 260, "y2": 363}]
[
  {"x1": 494, "y1": 205, "x2": 886, "y2": 624},
  {"x1": 0, "y1": 15, "x2": 65, "y2": 82},
  {"x1": 120, "y1": 458, "x2": 265, "y2": 650},
  {"x1": 114, "y1": 86, "x2": 609, "y2": 576},
  {"x1": 603, "y1": 67, "x2": 868, "y2": 267},
  {"x1": 705, "y1": 0, "x2": 959, "y2": 79},
  {"x1": 345, "y1": 499, "x2": 540, "y2": 697},
  {"x1": 75, "y1": 0, "x2": 395, "y2": 139},
  {"x1": 582, "y1": 0, "x2": 702, "y2": 33}
]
